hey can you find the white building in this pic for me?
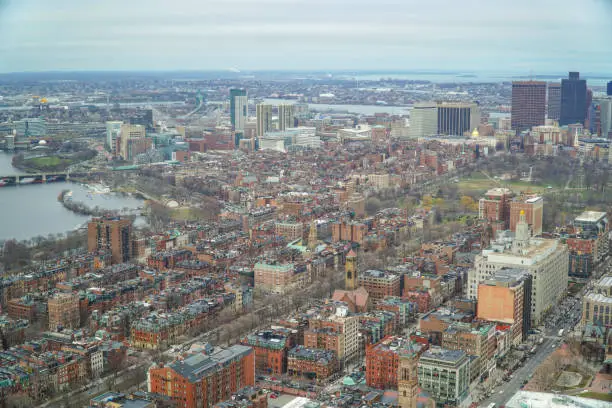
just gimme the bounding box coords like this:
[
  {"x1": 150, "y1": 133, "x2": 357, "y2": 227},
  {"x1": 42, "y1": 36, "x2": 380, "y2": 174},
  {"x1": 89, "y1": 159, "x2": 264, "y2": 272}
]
[
  {"x1": 338, "y1": 125, "x2": 371, "y2": 143},
  {"x1": 90, "y1": 349, "x2": 104, "y2": 378},
  {"x1": 468, "y1": 212, "x2": 568, "y2": 325},
  {"x1": 408, "y1": 103, "x2": 438, "y2": 139},
  {"x1": 260, "y1": 127, "x2": 320, "y2": 152}
]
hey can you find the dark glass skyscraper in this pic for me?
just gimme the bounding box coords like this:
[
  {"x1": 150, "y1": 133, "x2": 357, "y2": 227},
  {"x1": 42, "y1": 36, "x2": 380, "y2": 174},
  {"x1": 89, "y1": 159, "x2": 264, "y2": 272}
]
[
  {"x1": 511, "y1": 81, "x2": 546, "y2": 132},
  {"x1": 607, "y1": 81, "x2": 612, "y2": 96},
  {"x1": 560, "y1": 72, "x2": 587, "y2": 126}
]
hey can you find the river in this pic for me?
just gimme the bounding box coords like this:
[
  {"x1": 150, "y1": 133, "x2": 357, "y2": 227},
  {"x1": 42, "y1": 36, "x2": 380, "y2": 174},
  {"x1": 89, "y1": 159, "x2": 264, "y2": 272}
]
[{"x1": 0, "y1": 153, "x2": 144, "y2": 241}]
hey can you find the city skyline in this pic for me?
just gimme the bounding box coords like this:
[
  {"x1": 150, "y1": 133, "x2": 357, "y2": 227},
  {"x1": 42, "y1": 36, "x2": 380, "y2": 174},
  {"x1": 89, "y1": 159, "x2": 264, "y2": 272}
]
[{"x1": 1, "y1": 0, "x2": 611, "y2": 73}]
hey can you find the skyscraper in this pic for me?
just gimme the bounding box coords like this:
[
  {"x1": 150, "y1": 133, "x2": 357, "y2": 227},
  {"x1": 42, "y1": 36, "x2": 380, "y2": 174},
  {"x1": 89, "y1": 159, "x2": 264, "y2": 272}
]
[
  {"x1": 436, "y1": 102, "x2": 480, "y2": 136},
  {"x1": 547, "y1": 83, "x2": 561, "y2": 121},
  {"x1": 407, "y1": 103, "x2": 438, "y2": 139},
  {"x1": 278, "y1": 104, "x2": 294, "y2": 131},
  {"x1": 607, "y1": 81, "x2": 612, "y2": 96},
  {"x1": 595, "y1": 96, "x2": 612, "y2": 139},
  {"x1": 511, "y1": 81, "x2": 546, "y2": 132},
  {"x1": 87, "y1": 215, "x2": 133, "y2": 264},
  {"x1": 256, "y1": 104, "x2": 272, "y2": 137},
  {"x1": 229, "y1": 88, "x2": 247, "y2": 133},
  {"x1": 560, "y1": 72, "x2": 587, "y2": 126}
]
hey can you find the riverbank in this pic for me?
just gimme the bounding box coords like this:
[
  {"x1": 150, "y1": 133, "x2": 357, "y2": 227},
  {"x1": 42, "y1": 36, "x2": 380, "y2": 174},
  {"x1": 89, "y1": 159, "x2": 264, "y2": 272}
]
[{"x1": 11, "y1": 150, "x2": 97, "y2": 173}]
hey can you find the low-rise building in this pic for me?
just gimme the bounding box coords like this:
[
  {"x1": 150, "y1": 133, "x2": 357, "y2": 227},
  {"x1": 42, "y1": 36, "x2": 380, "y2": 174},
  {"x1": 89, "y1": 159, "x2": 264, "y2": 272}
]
[
  {"x1": 365, "y1": 336, "x2": 426, "y2": 390},
  {"x1": 358, "y1": 270, "x2": 401, "y2": 302},
  {"x1": 287, "y1": 346, "x2": 338, "y2": 382}
]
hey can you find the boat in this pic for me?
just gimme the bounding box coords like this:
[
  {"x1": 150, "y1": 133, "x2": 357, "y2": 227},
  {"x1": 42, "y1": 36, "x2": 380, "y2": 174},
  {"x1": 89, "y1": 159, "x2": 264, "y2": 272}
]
[{"x1": 19, "y1": 177, "x2": 36, "y2": 185}]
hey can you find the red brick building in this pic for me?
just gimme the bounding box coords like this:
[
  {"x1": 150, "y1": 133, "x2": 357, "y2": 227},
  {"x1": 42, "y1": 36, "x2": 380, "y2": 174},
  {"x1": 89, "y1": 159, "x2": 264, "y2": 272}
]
[
  {"x1": 366, "y1": 336, "x2": 426, "y2": 389},
  {"x1": 148, "y1": 344, "x2": 255, "y2": 408},
  {"x1": 243, "y1": 330, "x2": 294, "y2": 374},
  {"x1": 287, "y1": 346, "x2": 338, "y2": 383}
]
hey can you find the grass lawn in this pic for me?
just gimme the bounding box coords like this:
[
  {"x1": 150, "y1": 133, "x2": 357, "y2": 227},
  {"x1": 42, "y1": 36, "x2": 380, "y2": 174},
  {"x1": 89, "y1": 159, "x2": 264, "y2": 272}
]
[
  {"x1": 26, "y1": 156, "x2": 67, "y2": 167},
  {"x1": 580, "y1": 392, "x2": 612, "y2": 402},
  {"x1": 458, "y1": 174, "x2": 550, "y2": 195}
]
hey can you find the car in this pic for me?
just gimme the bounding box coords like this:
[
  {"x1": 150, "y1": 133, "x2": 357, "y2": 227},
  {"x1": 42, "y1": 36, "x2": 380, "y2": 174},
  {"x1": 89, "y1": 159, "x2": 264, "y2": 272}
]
[
  {"x1": 499, "y1": 390, "x2": 504, "y2": 394},
  {"x1": 270, "y1": 394, "x2": 278, "y2": 399}
]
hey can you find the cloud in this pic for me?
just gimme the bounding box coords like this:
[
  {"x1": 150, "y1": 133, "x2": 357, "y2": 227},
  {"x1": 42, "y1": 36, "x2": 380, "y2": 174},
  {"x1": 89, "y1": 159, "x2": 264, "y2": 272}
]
[{"x1": 0, "y1": 0, "x2": 610, "y2": 73}]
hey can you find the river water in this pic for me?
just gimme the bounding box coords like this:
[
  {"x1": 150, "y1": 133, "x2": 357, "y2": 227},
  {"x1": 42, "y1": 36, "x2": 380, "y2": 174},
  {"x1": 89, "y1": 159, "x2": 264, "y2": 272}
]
[
  {"x1": 261, "y1": 99, "x2": 411, "y2": 116},
  {"x1": 0, "y1": 153, "x2": 144, "y2": 241}
]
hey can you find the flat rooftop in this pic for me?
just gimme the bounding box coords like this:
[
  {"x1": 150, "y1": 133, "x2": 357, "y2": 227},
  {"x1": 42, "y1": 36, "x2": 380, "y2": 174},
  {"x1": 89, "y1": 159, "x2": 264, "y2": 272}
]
[
  {"x1": 506, "y1": 391, "x2": 610, "y2": 408},
  {"x1": 575, "y1": 211, "x2": 607, "y2": 223}
]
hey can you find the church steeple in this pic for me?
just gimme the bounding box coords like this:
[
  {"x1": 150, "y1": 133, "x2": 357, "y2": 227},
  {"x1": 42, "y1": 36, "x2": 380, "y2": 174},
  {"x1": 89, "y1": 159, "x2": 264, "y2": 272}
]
[
  {"x1": 345, "y1": 249, "x2": 358, "y2": 290},
  {"x1": 512, "y1": 210, "x2": 530, "y2": 254}
]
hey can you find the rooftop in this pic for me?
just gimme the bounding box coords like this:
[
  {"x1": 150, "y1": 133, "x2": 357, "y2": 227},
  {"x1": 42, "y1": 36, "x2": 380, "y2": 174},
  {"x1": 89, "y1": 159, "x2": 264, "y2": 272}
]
[
  {"x1": 420, "y1": 347, "x2": 467, "y2": 364},
  {"x1": 169, "y1": 344, "x2": 252, "y2": 383},
  {"x1": 575, "y1": 211, "x2": 607, "y2": 223}
]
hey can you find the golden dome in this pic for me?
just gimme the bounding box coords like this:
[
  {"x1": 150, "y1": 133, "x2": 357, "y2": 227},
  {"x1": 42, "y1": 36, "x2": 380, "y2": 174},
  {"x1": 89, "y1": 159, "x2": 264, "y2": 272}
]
[{"x1": 471, "y1": 128, "x2": 479, "y2": 138}]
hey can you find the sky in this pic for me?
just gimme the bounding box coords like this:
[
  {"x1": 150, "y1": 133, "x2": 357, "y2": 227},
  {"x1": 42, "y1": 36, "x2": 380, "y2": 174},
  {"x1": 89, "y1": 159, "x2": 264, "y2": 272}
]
[{"x1": 0, "y1": 0, "x2": 611, "y2": 74}]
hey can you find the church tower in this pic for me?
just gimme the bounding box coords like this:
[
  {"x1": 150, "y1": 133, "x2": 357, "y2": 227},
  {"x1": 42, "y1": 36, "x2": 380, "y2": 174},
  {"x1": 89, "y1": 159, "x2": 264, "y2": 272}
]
[
  {"x1": 308, "y1": 221, "x2": 318, "y2": 251},
  {"x1": 345, "y1": 249, "x2": 358, "y2": 290},
  {"x1": 398, "y1": 355, "x2": 418, "y2": 408},
  {"x1": 512, "y1": 210, "x2": 530, "y2": 254}
]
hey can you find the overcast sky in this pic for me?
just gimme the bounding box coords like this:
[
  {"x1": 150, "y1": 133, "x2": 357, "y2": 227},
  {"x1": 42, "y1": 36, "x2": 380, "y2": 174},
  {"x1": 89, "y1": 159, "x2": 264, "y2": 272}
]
[{"x1": 0, "y1": 0, "x2": 611, "y2": 74}]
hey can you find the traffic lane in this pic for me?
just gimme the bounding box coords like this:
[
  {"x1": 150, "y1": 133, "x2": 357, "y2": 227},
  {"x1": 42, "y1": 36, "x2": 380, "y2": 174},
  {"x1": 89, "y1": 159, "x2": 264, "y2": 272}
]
[{"x1": 482, "y1": 338, "x2": 556, "y2": 407}]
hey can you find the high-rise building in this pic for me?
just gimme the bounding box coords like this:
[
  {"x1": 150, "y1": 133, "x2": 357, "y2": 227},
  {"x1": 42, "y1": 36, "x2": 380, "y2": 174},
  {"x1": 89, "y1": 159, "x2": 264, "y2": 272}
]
[
  {"x1": 547, "y1": 83, "x2": 561, "y2": 121},
  {"x1": 594, "y1": 96, "x2": 612, "y2": 139},
  {"x1": 468, "y1": 212, "x2": 568, "y2": 325},
  {"x1": 255, "y1": 104, "x2": 272, "y2": 137},
  {"x1": 407, "y1": 103, "x2": 438, "y2": 139},
  {"x1": 477, "y1": 268, "x2": 533, "y2": 345},
  {"x1": 436, "y1": 102, "x2": 480, "y2": 136},
  {"x1": 148, "y1": 344, "x2": 255, "y2": 408},
  {"x1": 509, "y1": 196, "x2": 544, "y2": 236},
  {"x1": 87, "y1": 216, "x2": 133, "y2": 264},
  {"x1": 608, "y1": 81, "x2": 612, "y2": 96},
  {"x1": 48, "y1": 293, "x2": 80, "y2": 331},
  {"x1": 278, "y1": 104, "x2": 294, "y2": 131},
  {"x1": 560, "y1": 72, "x2": 587, "y2": 126},
  {"x1": 105, "y1": 121, "x2": 123, "y2": 152},
  {"x1": 230, "y1": 89, "x2": 248, "y2": 139},
  {"x1": 117, "y1": 124, "x2": 146, "y2": 160},
  {"x1": 478, "y1": 188, "x2": 513, "y2": 230},
  {"x1": 345, "y1": 250, "x2": 358, "y2": 290},
  {"x1": 511, "y1": 81, "x2": 547, "y2": 132}
]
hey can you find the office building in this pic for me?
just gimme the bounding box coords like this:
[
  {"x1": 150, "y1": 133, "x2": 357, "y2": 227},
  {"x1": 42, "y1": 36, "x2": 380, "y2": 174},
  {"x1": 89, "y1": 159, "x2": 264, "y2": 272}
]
[
  {"x1": 15, "y1": 118, "x2": 47, "y2": 137},
  {"x1": 117, "y1": 124, "x2": 147, "y2": 160},
  {"x1": 581, "y1": 275, "x2": 612, "y2": 327},
  {"x1": 441, "y1": 322, "x2": 496, "y2": 379},
  {"x1": 560, "y1": 72, "x2": 587, "y2": 126},
  {"x1": 259, "y1": 127, "x2": 320, "y2": 152},
  {"x1": 48, "y1": 293, "x2": 80, "y2": 331},
  {"x1": 105, "y1": 121, "x2": 123, "y2": 152},
  {"x1": 547, "y1": 83, "x2": 561, "y2": 121},
  {"x1": 307, "y1": 306, "x2": 360, "y2": 363},
  {"x1": 477, "y1": 269, "x2": 533, "y2": 345},
  {"x1": 407, "y1": 103, "x2": 438, "y2": 139},
  {"x1": 87, "y1": 216, "x2": 133, "y2": 264},
  {"x1": 511, "y1": 81, "x2": 547, "y2": 132},
  {"x1": 509, "y1": 196, "x2": 543, "y2": 236},
  {"x1": 255, "y1": 104, "x2": 272, "y2": 137},
  {"x1": 608, "y1": 81, "x2": 612, "y2": 96},
  {"x1": 278, "y1": 104, "x2": 294, "y2": 131},
  {"x1": 366, "y1": 336, "x2": 425, "y2": 390},
  {"x1": 437, "y1": 102, "x2": 480, "y2": 136},
  {"x1": 567, "y1": 211, "x2": 609, "y2": 278},
  {"x1": 129, "y1": 109, "x2": 154, "y2": 132},
  {"x1": 468, "y1": 212, "x2": 568, "y2": 325},
  {"x1": 594, "y1": 96, "x2": 612, "y2": 139},
  {"x1": 479, "y1": 188, "x2": 513, "y2": 230},
  {"x1": 418, "y1": 348, "x2": 470, "y2": 407},
  {"x1": 230, "y1": 89, "x2": 248, "y2": 143},
  {"x1": 148, "y1": 344, "x2": 255, "y2": 408}
]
